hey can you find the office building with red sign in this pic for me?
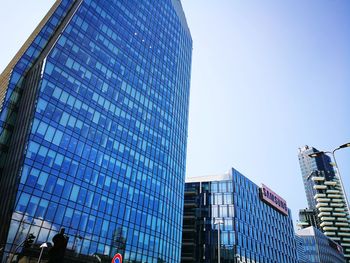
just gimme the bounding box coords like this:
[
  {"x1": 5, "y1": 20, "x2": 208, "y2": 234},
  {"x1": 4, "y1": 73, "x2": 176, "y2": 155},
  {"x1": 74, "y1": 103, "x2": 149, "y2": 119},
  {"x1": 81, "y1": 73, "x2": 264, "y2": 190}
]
[{"x1": 181, "y1": 167, "x2": 298, "y2": 263}]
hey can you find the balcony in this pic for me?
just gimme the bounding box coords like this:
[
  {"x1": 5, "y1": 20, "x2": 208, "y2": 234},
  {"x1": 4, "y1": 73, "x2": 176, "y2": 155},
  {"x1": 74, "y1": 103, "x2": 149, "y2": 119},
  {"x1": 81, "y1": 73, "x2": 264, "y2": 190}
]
[
  {"x1": 318, "y1": 212, "x2": 331, "y2": 217},
  {"x1": 318, "y1": 207, "x2": 333, "y2": 212},
  {"x1": 183, "y1": 228, "x2": 197, "y2": 233},
  {"x1": 335, "y1": 222, "x2": 349, "y2": 226},
  {"x1": 185, "y1": 189, "x2": 198, "y2": 196},
  {"x1": 182, "y1": 240, "x2": 196, "y2": 246},
  {"x1": 326, "y1": 190, "x2": 340, "y2": 194},
  {"x1": 332, "y1": 198, "x2": 344, "y2": 203},
  {"x1": 328, "y1": 194, "x2": 341, "y2": 198},
  {"x1": 184, "y1": 202, "x2": 197, "y2": 208},
  {"x1": 314, "y1": 193, "x2": 326, "y2": 199},
  {"x1": 297, "y1": 221, "x2": 310, "y2": 227},
  {"x1": 338, "y1": 232, "x2": 350, "y2": 237},
  {"x1": 321, "y1": 216, "x2": 336, "y2": 221},
  {"x1": 333, "y1": 212, "x2": 347, "y2": 217},
  {"x1": 312, "y1": 176, "x2": 325, "y2": 181},
  {"x1": 320, "y1": 221, "x2": 333, "y2": 227},
  {"x1": 182, "y1": 256, "x2": 196, "y2": 262},
  {"x1": 316, "y1": 203, "x2": 328, "y2": 208},
  {"x1": 314, "y1": 185, "x2": 327, "y2": 190},
  {"x1": 340, "y1": 243, "x2": 350, "y2": 247},
  {"x1": 324, "y1": 181, "x2": 337, "y2": 186},
  {"x1": 183, "y1": 215, "x2": 196, "y2": 220},
  {"x1": 323, "y1": 226, "x2": 338, "y2": 231},
  {"x1": 324, "y1": 231, "x2": 336, "y2": 236},
  {"x1": 316, "y1": 198, "x2": 330, "y2": 203},
  {"x1": 330, "y1": 203, "x2": 343, "y2": 207}
]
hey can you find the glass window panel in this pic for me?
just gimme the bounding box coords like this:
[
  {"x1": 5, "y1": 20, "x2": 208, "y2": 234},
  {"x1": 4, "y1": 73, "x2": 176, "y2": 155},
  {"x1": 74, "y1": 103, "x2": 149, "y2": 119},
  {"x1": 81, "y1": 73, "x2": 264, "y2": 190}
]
[
  {"x1": 16, "y1": 193, "x2": 30, "y2": 212},
  {"x1": 70, "y1": 185, "x2": 80, "y2": 202},
  {"x1": 27, "y1": 196, "x2": 40, "y2": 216}
]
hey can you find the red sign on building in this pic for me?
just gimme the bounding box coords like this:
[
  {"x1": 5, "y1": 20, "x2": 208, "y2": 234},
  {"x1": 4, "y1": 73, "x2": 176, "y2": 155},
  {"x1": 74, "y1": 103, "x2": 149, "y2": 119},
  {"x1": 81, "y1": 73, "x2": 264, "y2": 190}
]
[{"x1": 260, "y1": 184, "x2": 288, "y2": 216}]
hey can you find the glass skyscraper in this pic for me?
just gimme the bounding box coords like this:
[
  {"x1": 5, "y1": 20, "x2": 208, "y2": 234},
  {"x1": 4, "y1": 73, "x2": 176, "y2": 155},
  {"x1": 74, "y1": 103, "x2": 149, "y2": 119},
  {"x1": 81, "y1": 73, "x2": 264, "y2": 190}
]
[
  {"x1": 181, "y1": 168, "x2": 298, "y2": 263},
  {"x1": 0, "y1": 0, "x2": 192, "y2": 262},
  {"x1": 298, "y1": 146, "x2": 350, "y2": 262},
  {"x1": 298, "y1": 145, "x2": 335, "y2": 209}
]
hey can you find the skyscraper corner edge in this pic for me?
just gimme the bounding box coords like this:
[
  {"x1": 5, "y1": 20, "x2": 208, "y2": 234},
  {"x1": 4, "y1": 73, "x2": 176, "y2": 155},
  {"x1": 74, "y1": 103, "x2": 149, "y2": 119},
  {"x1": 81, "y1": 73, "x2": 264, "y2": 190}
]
[
  {"x1": 0, "y1": 0, "x2": 62, "y2": 112},
  {"x1": 171, "y1": 0, "x2": 192, "y2": 39},
  {"x1": 0, "y1": 0, "x2": 193, "y2": 262}
]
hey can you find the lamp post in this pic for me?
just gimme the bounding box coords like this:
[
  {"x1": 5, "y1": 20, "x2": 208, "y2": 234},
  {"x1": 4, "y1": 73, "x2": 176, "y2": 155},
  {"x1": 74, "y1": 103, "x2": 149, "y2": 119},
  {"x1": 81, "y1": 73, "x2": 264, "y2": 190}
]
[
  {"x1": 92, "y1": 253, "x2": 102, "y2": 263},
  {"x1": 37, "y1": 242, "x2": 51, "y2": 263},
  {"x1": 308, "y1": 143, "x2": 350, "y2": 213},
  {"x1": 9, "y1": 233, "x2": 36, "y2": 263},
  {"x1": 73, "y1": 232, "x2": 83, "y2": 256},
  {"x1": 214, "y1": 218, "x2": 224, "y2": 263}
]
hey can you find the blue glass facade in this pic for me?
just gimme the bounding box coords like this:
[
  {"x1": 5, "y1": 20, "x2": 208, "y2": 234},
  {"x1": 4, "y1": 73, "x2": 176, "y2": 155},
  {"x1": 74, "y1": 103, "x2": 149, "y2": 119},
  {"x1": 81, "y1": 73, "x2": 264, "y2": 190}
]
[
  {"x1": 0, "y1": 0, "x2": 192, "y2": 262},
  {"x1": 295, "y1": 235, "x2": 308, "y2": 263},
  {"x1": 296, "y1": 227, "x2": 345, "y2": 263},
  {"x1": 182, "y1": 168, "x2": 298, "y2": 263},
  {"x1": 298, "y1": 145, "x2": 335, "y2": 209}
]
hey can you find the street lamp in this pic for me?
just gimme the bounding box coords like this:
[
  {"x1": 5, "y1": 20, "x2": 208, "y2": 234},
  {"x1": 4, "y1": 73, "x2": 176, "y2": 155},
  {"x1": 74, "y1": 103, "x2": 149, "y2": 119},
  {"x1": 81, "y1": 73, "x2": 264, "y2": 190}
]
[
  {"x1": 214, "y1": 218, "x2": 224, "y2": 263},
  {"x1": 308, "y1": 142, "x2": 350, "y2": 213},
  {"x1": 37, "y1": 242, "x2": 51, "y2": 263},
  {"x1": 73, "y1": 232, "x2": 83, "y2": 255},
  {"x1": 9, "y1": 233, "x2": 36, "y2": 263},
  {"x1": 92, "y1": 253, "x2": 102, "y2": 263}
]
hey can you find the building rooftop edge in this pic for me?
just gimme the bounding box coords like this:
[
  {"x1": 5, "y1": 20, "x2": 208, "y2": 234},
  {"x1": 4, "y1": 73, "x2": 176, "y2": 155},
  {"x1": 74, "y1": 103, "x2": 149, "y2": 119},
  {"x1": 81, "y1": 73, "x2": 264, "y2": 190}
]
[
  {"x1": 296, "y1": 226, "x2": 316, "y2": 236},
  {"x1": 171, "y1": 0, "x2": 192, "y2": 39},
  {"x1": 186, "y1": 171, "x2": 232, "y2": 183}
]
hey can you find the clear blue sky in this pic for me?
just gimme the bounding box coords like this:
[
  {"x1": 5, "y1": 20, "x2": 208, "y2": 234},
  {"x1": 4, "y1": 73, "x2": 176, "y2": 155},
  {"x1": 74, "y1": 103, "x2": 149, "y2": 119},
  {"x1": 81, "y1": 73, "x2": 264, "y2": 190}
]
[{"x1": 0, "y1": 0, "x2": 349, "y2": 224}]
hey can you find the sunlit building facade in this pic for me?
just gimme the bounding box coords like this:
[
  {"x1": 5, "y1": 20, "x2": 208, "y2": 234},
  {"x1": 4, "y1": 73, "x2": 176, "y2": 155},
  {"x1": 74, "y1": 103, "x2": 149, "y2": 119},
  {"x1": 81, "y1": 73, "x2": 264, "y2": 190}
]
[
  {"x1": 296, "y1": 226, "x2": 345, "y2": 263},
  {"x1": 181, "y1": 168, "x2": 298, "y2": 263},
  {"x1": 298, "y1": 146, "x2": 350, "y2": 261},
  {"x1": 0, "y1": 0, "x2": 192, "y2": 262},
  {"x1": 298, "y1": 145, "x2": 335, "y2": 209},
  {"x1": 308, "y1": 170, "x2": 350, "y2": 261},
  {"x1": 297, "y1": 208, "x2": 320, "y2": 229}
]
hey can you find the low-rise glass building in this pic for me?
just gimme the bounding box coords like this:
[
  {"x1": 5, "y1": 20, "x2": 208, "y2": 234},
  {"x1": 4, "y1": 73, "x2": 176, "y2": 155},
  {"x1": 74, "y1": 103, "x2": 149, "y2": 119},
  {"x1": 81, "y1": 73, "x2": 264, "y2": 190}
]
[
  {"x1": 296, "y1": 226, "x2": 345, "y2": 263},
  {"x1": 181, "y1": 168, "x2": 298, "y2": 263}
]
